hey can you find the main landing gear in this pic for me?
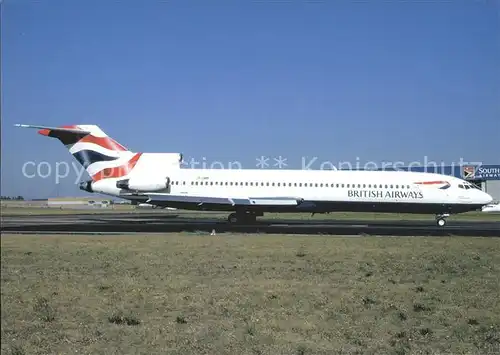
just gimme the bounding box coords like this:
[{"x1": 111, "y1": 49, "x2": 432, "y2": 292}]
[
  {"x1": 227, "y1": 211, "x2": 261, "y2": 224},
  {"x1": 435, "y1": 213, "x2": 450, "y2": 227}
]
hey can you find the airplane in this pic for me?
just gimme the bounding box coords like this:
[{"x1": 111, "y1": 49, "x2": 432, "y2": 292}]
[
  {"x1": 482, "y1": 203, "x2": 500, "y2": 213},
  {"x1": 15, "y1": 123, "x2": 493, "y2": 227}
]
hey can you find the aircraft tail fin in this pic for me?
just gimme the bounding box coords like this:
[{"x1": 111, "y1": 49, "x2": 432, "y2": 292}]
[{"x1": 15, "y1": 124, "x2": 141, "y2": 181}]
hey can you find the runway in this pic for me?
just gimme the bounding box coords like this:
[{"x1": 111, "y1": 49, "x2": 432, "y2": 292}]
[{"x1": 2, "y1": 212, "x2": 499, "y2": 236}]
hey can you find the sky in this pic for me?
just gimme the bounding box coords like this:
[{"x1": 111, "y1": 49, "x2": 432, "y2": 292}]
[{"x1": 1, "y1": 0, "x2": 499, "y2": 199}]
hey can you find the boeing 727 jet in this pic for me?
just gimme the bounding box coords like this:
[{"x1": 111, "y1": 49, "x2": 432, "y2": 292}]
[{"x1": 16, "y1": 124, "x2": 493, "y2": 226}]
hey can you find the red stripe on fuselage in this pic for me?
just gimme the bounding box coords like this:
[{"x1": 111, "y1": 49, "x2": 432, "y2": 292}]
[
  {"x1": 415, "y1": 181, "x2": 448, "y2": 185},
  {"x1": 79, "y1": 135, "x2": 127, "y2": 151},
  {"x1": 91, "y1": 153, "x2": 142, "y2": 182}
]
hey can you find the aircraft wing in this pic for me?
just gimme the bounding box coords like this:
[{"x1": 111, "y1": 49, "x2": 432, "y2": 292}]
[{"x1": 144, "y1": 193, "x2": 303, "y2": 208}]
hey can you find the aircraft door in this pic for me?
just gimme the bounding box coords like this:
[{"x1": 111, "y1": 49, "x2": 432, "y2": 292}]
[{"x1": 166, "y1": 177, "x2": 171, "y2": 193}]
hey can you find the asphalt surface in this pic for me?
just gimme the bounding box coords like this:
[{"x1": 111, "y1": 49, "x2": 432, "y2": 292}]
[{"x1": 1, "y1": 212, "x2": 499, "y2": 236}]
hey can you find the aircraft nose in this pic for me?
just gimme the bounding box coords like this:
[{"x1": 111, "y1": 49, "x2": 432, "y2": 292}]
[{"x1": 481, "y1": 191, "x2": 493, "y2": 204}]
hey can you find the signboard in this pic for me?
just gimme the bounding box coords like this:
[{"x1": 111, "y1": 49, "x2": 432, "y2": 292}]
[
  {"x1": 461, "y1": 165, "x2": 500, "y2": 180},
  {"x1": 376, "y1": 164, "x2": 500, "y2": 181}
]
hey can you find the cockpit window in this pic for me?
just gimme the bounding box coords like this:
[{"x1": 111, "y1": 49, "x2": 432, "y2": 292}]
[{"x1": 458, "y1": 184, "x2": 464, "y2": 189}]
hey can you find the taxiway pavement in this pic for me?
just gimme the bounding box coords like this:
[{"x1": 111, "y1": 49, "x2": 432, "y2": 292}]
[{"x1": 1, "y1": 212, "x2": 499, "y2": 236}]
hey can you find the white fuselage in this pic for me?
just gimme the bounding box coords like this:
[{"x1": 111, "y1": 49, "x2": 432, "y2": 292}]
[{"x1": 89, "y1": 168, "x2": 492, "y2": 214}]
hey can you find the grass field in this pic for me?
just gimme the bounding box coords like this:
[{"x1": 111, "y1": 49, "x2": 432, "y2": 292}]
[
  {"x1": 0, "y1": 205, "x2": 138, "y2": 215},
  {"x1": 1, "y1": 205, "x2": 499, "y2": 223},
  {"x1": 1, "y1": 234, "x2": 499, "y2": 355}
]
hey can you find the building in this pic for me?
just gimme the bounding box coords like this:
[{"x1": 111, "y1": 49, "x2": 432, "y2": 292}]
[
  {"x1": 377, "y1": 164, "x2": 500, "y2": 202},
  {"x1": 47, "y1": 197, "x2": 112, "y2": 208}
]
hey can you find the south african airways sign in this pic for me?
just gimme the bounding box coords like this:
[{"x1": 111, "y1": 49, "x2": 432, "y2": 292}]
[
  {"x1": 377, "y1": 164, "x2": 500, "y2": 181},
  {"x1": 461, "y1": 165, "x2": 500, "y2": 180}
]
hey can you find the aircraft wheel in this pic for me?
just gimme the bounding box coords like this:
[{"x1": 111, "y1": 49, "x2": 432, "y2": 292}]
[
  {"x1": 228, "y1": 212, "x2": 257, "y2": 224},
  {"x1": 437, "y1": 218, "x2": 446, "y2": 227},
  {"x1": 228, "y1": 213, "x2": 239, "y2": 224},
  {"x1": 243, "y1": 213, "x2": 257, "y2": 224}
]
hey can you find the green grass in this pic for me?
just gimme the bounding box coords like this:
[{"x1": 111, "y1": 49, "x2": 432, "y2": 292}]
[
  {"x1": 0, "y1": 205, "x2": 138, "y2": 215},
  {"x1": 2, "y1": 233, "x2": 499, "y2": 354}
]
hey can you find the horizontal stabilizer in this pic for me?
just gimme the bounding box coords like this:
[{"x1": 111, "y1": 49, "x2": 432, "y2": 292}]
[{"x1": 15, "y1": 124, "x2": 91, "y2": 135}]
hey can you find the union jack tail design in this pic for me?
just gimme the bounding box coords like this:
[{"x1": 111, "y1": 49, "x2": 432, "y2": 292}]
[{"x1": 17, "y1": 124, "x2": 142, "y2": 182}]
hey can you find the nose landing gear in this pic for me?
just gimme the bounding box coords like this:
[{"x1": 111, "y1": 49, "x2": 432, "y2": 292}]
[{"x1": 436, "y1": 213, "x2": 450, "y2": 227}]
